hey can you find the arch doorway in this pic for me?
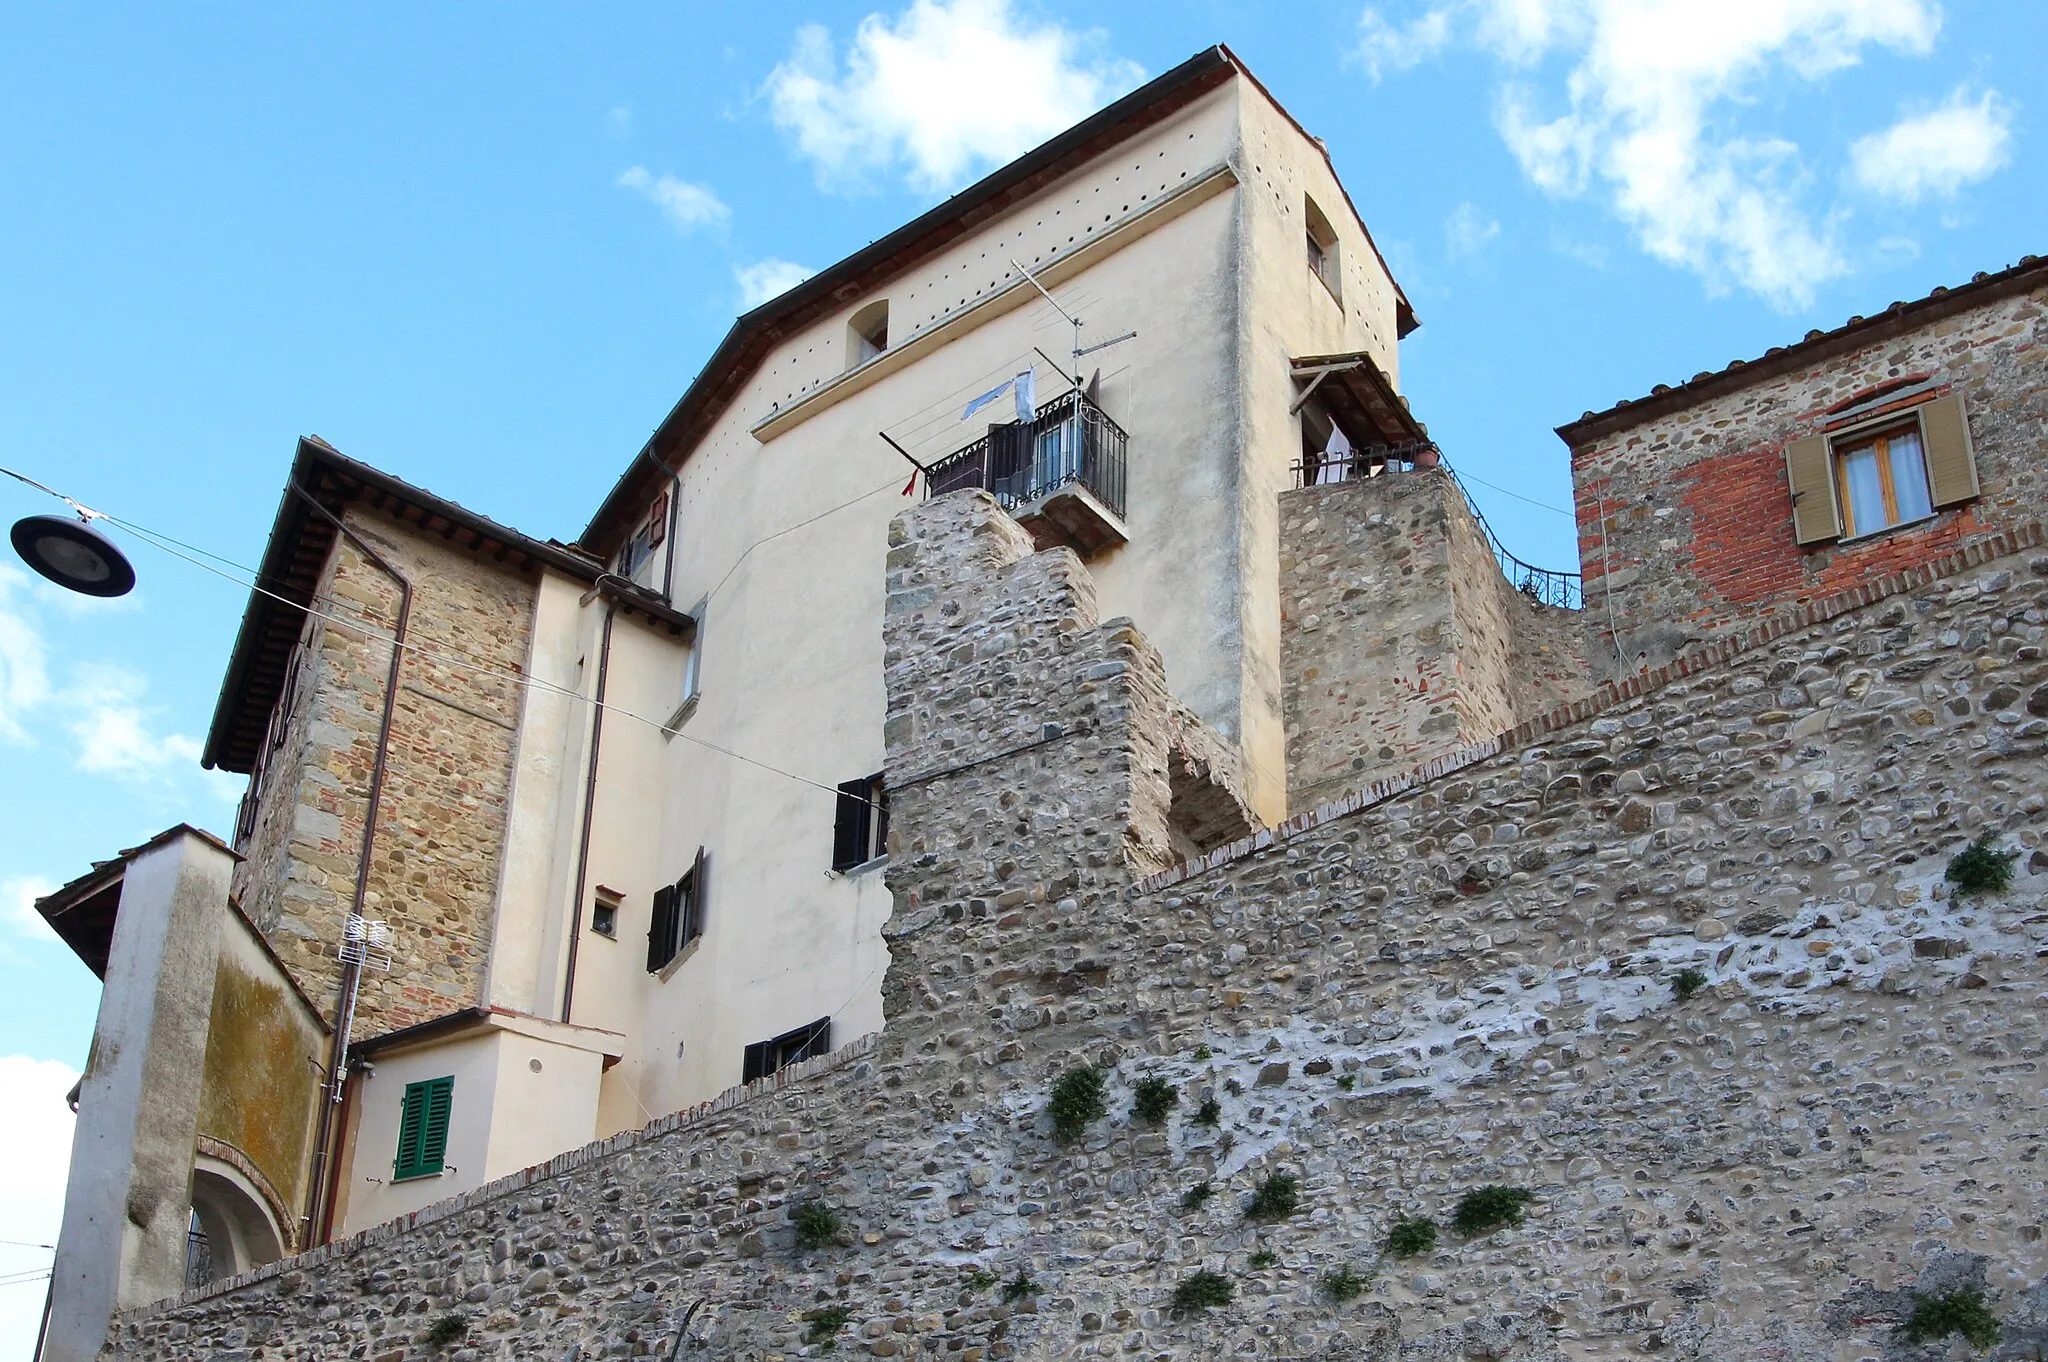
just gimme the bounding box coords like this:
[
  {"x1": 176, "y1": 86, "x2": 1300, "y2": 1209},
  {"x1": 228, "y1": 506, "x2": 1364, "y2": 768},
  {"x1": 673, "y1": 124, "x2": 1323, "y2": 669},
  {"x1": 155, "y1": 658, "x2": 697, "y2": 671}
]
[{"x1": 185, "y1": 1161, "x2": 285, "y2": 1287}]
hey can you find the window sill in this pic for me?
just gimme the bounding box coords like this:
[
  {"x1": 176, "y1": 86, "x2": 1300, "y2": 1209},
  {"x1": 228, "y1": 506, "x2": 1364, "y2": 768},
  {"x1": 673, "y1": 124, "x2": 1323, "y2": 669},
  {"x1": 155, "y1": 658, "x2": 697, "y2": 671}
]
[
  {"x1": 662, "y1": 693, "x2": 701, "y2": 736},
  {"x1": 653, "y1": 933, "x2": 703, "y2": 983},
  {"x1": 1830, "y1": 510, "x2": 1941, "y2": 548},
  {"x1": 392, "y1": 1170, "x2": 445, "y2": 1184},
  {"x1": 832, "y1": 853, "x2": 889, "y2": 878}
]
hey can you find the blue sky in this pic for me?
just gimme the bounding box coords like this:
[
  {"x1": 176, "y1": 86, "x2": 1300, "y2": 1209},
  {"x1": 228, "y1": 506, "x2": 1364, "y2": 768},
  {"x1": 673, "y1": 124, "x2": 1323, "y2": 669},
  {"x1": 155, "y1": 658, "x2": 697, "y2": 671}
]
[{"x1": 0, "y1": 0, "x2": 2038, "y2": 1332}]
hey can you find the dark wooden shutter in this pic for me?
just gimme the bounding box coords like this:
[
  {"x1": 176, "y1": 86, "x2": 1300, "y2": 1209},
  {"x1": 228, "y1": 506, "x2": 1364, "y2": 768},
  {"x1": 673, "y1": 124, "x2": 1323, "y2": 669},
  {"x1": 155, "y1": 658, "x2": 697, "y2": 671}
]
[
  {"x1": 1920, "y1": 394, "x2": 1979, "y2": 507},
  {"x1": 742, "y1": 1041, "x2": 773, "y2": 1084},
  {"x1": 681, "y1": 847, "x2": 707, "y2": 945},
  {"x1": 394, "y1": 1076, "x2": 454, "y2": 1179},
  {"x1": 1784, "y1": 433, "x2": 1840, "y2": 545},
  {"x1": 647, "y1": 883, "x2": 677, "y2": 972},
  {"x1": 419, "y1": 1076, "x2": 454, "y2": 1173},
  {"x1": 832, "y1": 780, "x2": 871, "y2": 870},
  {"x1": 393, "y1": 1083, "x2": 427, "y2": 1178},
  {"x1": 870, "y1": 777, "x2": 889, "y2": 860}
]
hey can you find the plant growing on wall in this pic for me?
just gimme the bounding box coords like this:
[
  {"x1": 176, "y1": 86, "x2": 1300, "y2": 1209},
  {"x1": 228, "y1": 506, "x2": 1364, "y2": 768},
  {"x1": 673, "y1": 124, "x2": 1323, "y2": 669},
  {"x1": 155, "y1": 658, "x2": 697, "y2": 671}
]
[
  {"x1": 804, "y1": 1305, "x2": 853, "y2": 1346},
  {"x1": 1321, "y1": 1266, "x2": 1368, "y2": 1302},
  {"x1": 791, "y1": 1199, "x2": 844, "y2": 1250},
  {"x1": 1245, "y1": 1172, "x2": 1301, "y2": 1222},
  {"x1": 1170, "y1": 1270, "x2": 1234, "y2": 1314},
  {"x1": 424, "y1": 1316, "x2": 468, "y2": 1349},
  {"x1": 1182, "y1": 1180, "x2": 1215, "y2": 1210},
  {"x1": 1897, "y1": 1285, "x2": 2000, "y2": 1350},
  {"x1": 1001, "y1": 1271, "x2": 1041, "y2": 1304},
  {"x1": 964, "y1": 1267, "x2": 997, "y2": 1291},
  {"x1": 1451, "y1": 1186, "x2": 1533, "y2": 1237},
  {"x1": 1193, "y1": 1097, "x2": 1221, "y2": 1125},
  {"x1": 1946, "y1": 833, "x2": 2019, "y2": 896},
  {"x1": 1671, "y1": 968, "x2": 1708, "y2": 1001},
  {"x1": 1131, "y1": 1075, "x2": 1179, "y2": 1125},
  {"x1": 1248, "y1": 1247, "x2": 1277, "y2": 1268},
  {"x1": 1047, "y1": 1066, "x2": 1108, "y2": 1142},
  {"x1": 1385, "y1": 1216, "x2": 1437, "y2": 1257}
]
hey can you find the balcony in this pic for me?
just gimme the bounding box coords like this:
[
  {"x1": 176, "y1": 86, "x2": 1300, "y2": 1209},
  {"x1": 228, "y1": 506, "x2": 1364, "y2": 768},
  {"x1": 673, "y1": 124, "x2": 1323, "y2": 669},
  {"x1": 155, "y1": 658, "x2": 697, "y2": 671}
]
[{"x1": 924, "y1": 388, "x2": 1129, "y2": 557}]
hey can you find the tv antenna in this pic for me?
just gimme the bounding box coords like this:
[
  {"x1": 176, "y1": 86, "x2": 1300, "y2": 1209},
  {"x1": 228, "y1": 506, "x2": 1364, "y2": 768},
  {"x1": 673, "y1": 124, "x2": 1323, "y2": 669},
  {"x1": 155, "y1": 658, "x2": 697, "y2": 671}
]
[
  {"x1": 1009, "y1": 258, "x2": 1135, "y2": 384},
  {"x1": 325, "y1": 914, "x2": 395, "y2": 1104}
]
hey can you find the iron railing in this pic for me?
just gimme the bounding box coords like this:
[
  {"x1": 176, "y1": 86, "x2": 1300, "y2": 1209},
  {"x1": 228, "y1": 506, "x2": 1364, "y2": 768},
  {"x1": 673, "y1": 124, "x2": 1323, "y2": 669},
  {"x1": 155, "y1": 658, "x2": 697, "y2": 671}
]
[
  {"x1": 1293, "y1": 446, "x2": 1583, "y2": 610},
  {"x1": 924, "y1": 388, "x2": 1128, "y2": 521},
  {"x1": 185, "y1": 1224, "x2": 213, "y2": 1291}
]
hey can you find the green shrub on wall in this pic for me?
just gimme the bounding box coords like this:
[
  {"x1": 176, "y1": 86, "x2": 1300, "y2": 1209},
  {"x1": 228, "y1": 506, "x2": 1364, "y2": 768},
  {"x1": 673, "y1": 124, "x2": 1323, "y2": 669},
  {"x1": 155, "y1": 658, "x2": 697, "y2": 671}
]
[
  {"x1": 792, "y1": 1200, "x2": 843, "y2": 1250},
  {"x1": 1451, "y1": 1186, "x2": 1533, "y2": 1237},
  {"x1": 1130, "y1": 1075, "x2": 1179, "y2": 1126},
  {"x1": 1897, "y1": 1286, "x2": 2000, "y2": 1350},
  {"x1": 1384, "y1": 1216, "x2": 1437, "y2": 1257},
  {"x1": 1245, "y1": 1172, "x2": 1301, "y2": 1222},
  {"x1": 1171, "y1": 1270, "x2": 1233, "y2": 1314},
  {"x1": 1047, "y1": 1066, "x2": 1108, "y2": 1142},
  {"x1": 1946, "y1": 833, "x2": 2018, "y2": 896}
]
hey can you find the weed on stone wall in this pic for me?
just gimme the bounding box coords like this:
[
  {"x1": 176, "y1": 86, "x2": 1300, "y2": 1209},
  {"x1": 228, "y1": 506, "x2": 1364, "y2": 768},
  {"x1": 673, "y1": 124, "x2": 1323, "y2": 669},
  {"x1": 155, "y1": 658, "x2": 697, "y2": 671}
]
[
  {"x1": 804, "y1": 1305, "x2": 853, "y2": 1346},
  {"x1": 964, "y1": 1267, "x2": 996, "y2": 1291},
  {"x1": 1335, "y1": 1074, "x2": 1356, "y2": 1091},
  {"x1": 1048, "y1": 1066, "x2": 1108, "y2": 1142},
  {"x1": 1001, "y1": 1271, "x2": 1041, "y2": 1304},
  {"x1": 1248, "y1": 1247, "x2": 1278, "y2": 1269},
  {"x1": 1194, "y1": 1096, "x2": 1221, "y2": 1125},
  {"x1": 1171, "y1": 1270, "x2": 1234, "y2": 1314},
  {"x1": 1322, "y1": 1266, "x2": 1369, "y2": 1302},
  {"x1": 1451, "y1": 1186, "x2": 1533, "y2": 1237},
  {"x1": 1182, "y1": 1180, "x2": 1215, "y2": 1210},
  {"x1": 1672, "y1": 968, "x2": 1708, "y2": 1001},
  {"x1": 424, "y1": 1315, "x2": 468, "y2": 1349},
  {"x1": 791, "y1": 1200, "x2": 844, "y2": 1250},
  {"x1": 1385, "y1": 1217, "x2": 1437, "y2": 1257},
  {"x1": 1897, "y1": 1285, "x2": 2001, "y2": 1350},
  {"x1": 1131, "y1": 1075, "x2": 1179, "y2": 1126},
  {"x1": 1245, "y1": 1173, "x2": 1301, "y2": 1222},
  {"x1": 1947, "y1": 833, "x2": 2019, "y2": 897}
]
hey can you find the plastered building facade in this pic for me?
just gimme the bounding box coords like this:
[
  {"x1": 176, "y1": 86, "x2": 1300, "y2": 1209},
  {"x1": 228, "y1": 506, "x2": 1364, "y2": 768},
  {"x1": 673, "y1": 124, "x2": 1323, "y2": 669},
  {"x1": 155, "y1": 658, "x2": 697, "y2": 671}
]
[{"x1": 34, "y1": 37, "x2": 2048, "y2": 1362}]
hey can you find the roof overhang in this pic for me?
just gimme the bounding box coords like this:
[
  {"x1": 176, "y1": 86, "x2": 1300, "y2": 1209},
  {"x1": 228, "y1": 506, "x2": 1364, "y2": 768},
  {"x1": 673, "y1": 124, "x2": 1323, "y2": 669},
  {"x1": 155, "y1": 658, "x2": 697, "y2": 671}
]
[
  {"x1": 202, "y1": 437, "x2": 692, "y2": 774},
  {"x1": 1291, "y1": 350, "x2": 1431, "y2": 449},
  {"x1": 1556, "y1": 253, "x2": 2048, "y2": 450},
  {"x1": 578, "y1": 43, "x2": 1419, "y2": 558},
  {"x1": 36, "y1": 824, "x2": 239, "y2": 979},
  {"x1": 353, "y1": 1006, "x2": 627, "y2": 1068}
]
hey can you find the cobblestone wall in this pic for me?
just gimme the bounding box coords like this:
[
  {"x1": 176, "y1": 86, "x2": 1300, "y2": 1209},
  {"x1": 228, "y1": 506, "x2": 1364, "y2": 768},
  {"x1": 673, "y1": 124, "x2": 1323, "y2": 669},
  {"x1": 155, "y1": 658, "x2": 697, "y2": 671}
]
[
  {"x1": 115, "y1": 495, "x2": 2047, "y2": 1361},
  {"x1": 232, "y1": 504, "x2": 536, "y2": 1033},
  {"x1": 1567, "y1": 272, "x2": 2047, "y2": 682},
  {"x1": 1281, "y1": 470, "x2": 1587, "y2": 810}
]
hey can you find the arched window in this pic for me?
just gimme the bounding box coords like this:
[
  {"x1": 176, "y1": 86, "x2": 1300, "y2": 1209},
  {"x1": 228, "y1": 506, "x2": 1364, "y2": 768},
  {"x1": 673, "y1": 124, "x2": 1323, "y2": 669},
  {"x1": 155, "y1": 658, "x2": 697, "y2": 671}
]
[{"x1": 847, "y1": 300, "x2": 889, "y2": 368}]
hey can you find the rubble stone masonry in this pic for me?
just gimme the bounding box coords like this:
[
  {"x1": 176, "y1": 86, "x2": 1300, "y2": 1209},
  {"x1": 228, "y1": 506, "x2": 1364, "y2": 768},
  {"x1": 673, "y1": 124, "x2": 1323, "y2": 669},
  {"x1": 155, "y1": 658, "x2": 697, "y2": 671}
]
[
  {"x1": 231, "y1": 504, "x2": 535, "y2": 1034},
  {"x1": 1569, "y1": 276, "x2": 2047, "y2": 682},
  {"x1": 115, "y1": 492, "x2": 2047, "y2": 1361}
]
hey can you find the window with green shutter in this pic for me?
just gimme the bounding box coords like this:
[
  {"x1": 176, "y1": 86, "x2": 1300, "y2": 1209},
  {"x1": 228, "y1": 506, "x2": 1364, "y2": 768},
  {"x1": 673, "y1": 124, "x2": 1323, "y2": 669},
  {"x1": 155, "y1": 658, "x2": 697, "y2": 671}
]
[{"x1": 393, "y1": 1076, "x2": 454, "y2": 1181}]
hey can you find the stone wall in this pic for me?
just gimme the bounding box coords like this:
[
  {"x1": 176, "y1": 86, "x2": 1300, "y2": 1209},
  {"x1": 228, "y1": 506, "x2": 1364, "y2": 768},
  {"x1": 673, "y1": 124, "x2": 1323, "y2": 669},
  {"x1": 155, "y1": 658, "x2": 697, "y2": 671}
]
[
  {"x1": 1567, "y1": 274, "x2": 2048, "y2": 681},
  {"x1": 232, "y1": 503, "x2": 537, "y2": 1034},
  {"x1": 112, "y1": 495, "x2": 2048, "y2": 1362},
  {"x1": 1280, "y1": 470, "x2": 1587, "y2": 811}
]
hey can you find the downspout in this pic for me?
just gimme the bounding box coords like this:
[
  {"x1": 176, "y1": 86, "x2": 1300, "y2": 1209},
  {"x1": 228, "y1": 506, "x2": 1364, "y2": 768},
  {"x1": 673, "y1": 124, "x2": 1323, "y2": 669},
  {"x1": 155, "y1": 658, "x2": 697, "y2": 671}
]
[
  {"x1": 290, "y1": 486, "x2": 412, "y2": 1246},
  {"x1": 560, "y1": 586, "x2": 620, "y2": 1023}
]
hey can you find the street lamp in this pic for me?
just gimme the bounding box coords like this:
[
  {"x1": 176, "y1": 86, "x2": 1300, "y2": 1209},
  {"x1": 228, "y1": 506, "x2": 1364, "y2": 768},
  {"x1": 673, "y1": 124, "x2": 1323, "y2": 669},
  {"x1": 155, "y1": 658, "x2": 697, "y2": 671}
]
[{"x1": 10, "y1": 513, "x2": 136, "y2": 598}]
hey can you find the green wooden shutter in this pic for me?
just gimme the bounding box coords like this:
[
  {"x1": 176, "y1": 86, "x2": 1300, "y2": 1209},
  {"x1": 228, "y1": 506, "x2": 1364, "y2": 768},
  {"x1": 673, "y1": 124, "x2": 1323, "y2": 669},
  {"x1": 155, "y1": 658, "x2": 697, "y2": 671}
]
[
  {"x1": 1919, "y1": 394, "x2": 1979, "y2": 507},
  {"x1": 1784, "y1": 433, "x2": 1840, "y2": 545},
  {"x1": 394, "y1": 1076, "x2": 454, "y2": 1180}
]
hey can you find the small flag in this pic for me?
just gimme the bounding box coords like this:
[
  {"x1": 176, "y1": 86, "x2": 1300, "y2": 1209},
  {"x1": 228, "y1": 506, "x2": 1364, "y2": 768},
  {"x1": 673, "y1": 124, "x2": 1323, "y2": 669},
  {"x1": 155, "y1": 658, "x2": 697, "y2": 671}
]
[{"x1": 901, "y1": 468, "x2": 918, "y2": 497}]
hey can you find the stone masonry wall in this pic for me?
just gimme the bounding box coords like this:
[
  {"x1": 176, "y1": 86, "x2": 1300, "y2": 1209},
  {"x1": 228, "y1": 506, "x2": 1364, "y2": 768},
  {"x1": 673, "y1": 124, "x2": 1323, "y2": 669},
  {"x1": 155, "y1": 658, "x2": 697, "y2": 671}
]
[
  {"x1": 1282, "y1": 470, "x2": 1587, "y2": 811},
  {"x1": 115, "y1": 495, "x2": 2047, "y2": 1362},
  {"x1": 1569, "y1": 275, "x2": 2047, "y2": 681},
  {"x1": 232, "y1": 503, "x2": 536, "y2": 1033}
]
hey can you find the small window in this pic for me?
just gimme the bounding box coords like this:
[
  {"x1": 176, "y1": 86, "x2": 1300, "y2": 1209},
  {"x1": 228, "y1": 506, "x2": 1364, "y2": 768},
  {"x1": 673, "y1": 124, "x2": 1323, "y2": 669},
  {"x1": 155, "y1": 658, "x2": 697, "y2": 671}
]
[
  {"x1": 1304, "y1": 195, "x2": 1341, "y2": 303},
  {"x1": 618, "y1": 522, "x2": 653, "y2": 578},
  {"x1": 590, "y1": 890, "x2": 619, "y2": 939},
  {"x1": 742, "y1": 1017, "x2": 831, "y2": 1084},
  {"x1": 647, "y1": 847, "x2": 707, "y2": 972},
  {"x1": 831, "y1": 773, "x2": 888, "y2": 871},
  {"x1": 1784, "y1": 393, "x2": 1978, "y2": 546},
  {"x1": 393, "y1": 1076, "x2": 454, "y2": 1181},
  {"x1": 848, "y1": 300, "x2": 889, "y2": 368}
]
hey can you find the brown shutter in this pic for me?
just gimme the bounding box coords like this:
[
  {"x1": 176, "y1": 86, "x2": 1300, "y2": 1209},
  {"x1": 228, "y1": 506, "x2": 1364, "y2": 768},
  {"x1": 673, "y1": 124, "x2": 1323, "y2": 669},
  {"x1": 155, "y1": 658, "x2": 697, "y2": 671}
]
[
  {"x1": 1784, "y1": 433, "x2": 1840, "y2": 545},
  {"x1": 1919, "y1": 393, "x2": 1979, "y2": 507}
]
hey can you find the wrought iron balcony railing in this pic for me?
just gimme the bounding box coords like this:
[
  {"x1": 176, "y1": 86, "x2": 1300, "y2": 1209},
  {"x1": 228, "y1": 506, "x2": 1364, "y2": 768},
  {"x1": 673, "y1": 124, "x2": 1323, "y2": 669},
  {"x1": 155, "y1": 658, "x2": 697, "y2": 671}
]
[{"x1": 924, "y1": 388, "x2": 1128, "y2": 523}]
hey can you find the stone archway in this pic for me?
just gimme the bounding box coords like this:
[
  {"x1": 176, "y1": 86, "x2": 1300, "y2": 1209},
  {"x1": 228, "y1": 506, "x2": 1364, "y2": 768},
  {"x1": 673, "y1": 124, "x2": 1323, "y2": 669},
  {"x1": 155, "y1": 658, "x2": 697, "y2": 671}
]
[{"x1": 186, "y1": 1159, "x2": 284, "y2": 1287}]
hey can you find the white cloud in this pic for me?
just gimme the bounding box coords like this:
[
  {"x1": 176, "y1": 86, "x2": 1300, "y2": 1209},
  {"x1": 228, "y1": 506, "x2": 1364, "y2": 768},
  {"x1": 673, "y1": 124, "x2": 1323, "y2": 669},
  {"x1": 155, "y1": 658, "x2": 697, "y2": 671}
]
[
  {"x1": 736, "y1": 259, "x2": 817, "y2": 309},
  {"x1": 1366, "y1": 0, "x2": 1980, "y2": 309},
  {"x1": 1, "y1": 874, "x2": 57, "y2": 940},
  {"x1": 65, "y1": 664, "x2": 204, "y2": 782},
  {"x1": 1850, "y1": 86, "x2": 2015, "y2": 203},
  {"x1": 1445, "y1": 200, "x2": 1502, "y2": 257},
  {"x1": 616, "y1": 167, "x2": 731, "y2": 233},
  {"x1": 0, "y1": 1055, "x2": 76, "y2": 1360},
  {"x1": 0, "y1": 565, "x2": 52, "y2": 744},
  {"x1": 764, "y1": 0, "x2": 1145, "y2": 194},
  {"x1": 1356, "y1": 6, "x2": 1453, "y2": 81}
]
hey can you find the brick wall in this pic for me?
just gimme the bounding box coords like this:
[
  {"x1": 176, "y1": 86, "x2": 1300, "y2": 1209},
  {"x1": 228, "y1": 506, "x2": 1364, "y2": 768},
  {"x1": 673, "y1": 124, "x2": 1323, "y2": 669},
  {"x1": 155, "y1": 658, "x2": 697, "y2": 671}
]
[
  {"x1": 231, "y1": 504, "x2": 536, "y2": 1034},
  {"x1": 1570, "y1": 278, "x2": 2048, "y2": 680}
]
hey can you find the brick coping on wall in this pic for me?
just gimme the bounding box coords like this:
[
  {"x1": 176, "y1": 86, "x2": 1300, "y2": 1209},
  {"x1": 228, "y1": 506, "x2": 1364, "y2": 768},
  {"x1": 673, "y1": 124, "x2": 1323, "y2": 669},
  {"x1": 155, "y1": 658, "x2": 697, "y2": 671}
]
[
  {"x1": 1137, "y1": 521, "x2": 2046, "y2": 895},
  {"x1": 120, "y1": 1032, "x2": 882, "y2": 1322}
]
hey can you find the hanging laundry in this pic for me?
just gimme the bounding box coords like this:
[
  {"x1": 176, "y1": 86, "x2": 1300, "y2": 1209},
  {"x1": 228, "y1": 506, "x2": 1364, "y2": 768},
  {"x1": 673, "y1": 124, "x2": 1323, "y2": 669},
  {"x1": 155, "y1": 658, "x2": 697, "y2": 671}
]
[
  {"x1": 1314, "y1": 424, "x2": 1353, "y2": 485},
  {"x1": 962, "y1": 368, "x2": 1037, "y2": 422}
]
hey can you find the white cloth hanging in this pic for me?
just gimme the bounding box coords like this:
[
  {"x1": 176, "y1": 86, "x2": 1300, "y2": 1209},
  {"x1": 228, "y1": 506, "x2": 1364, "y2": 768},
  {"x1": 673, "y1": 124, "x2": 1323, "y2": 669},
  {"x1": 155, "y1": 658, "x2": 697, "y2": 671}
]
[
  {"x1": 962, "y1": 368, "x2": 1037, "y2": 422},
  {"x1": 1314, "y1": 424, "x2": 1353, "y2": 484}
]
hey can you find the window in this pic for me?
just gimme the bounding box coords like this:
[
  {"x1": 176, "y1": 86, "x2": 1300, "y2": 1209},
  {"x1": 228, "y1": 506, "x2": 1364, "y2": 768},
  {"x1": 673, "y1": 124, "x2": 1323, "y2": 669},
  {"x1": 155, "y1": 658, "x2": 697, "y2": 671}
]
[
  {"x1": 1304, "y1": 195, "x2": 1341, "y2": 303},
  {"x1": 1785, "y1": 393, "x2": 1979, "y2": 546},
  {"x1": 742, "y1": 1017, "x2": 831, "y2": 1084},
  {"x1": 647, "y1": 847, "x2": 707, "y2": 972},
  {"x1": 848, "y1": 300, "x2": 889, "y2": 368},
  {"x1": 618, "y1": 522, "x2": 654, "y2": 578},
  {"x1": 393, "y1": 1076, "x2": 454, "y2": 1181},
  {"x1": 831, "y1": 773, "x2": 888, "y2": 871},
  {"x1": 590, "y1": 889, "x2": 619, "y2": 939}
]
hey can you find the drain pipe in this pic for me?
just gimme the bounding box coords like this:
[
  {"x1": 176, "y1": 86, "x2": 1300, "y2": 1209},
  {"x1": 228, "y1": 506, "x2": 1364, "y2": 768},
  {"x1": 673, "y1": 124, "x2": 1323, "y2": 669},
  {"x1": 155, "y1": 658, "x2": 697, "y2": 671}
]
[
  {"x1": 560, "y1": 585, "x2": 621, "y2": 1023},
  {"x1": 290, "y1": 486, "x2": 412, "y2": 1245}
]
